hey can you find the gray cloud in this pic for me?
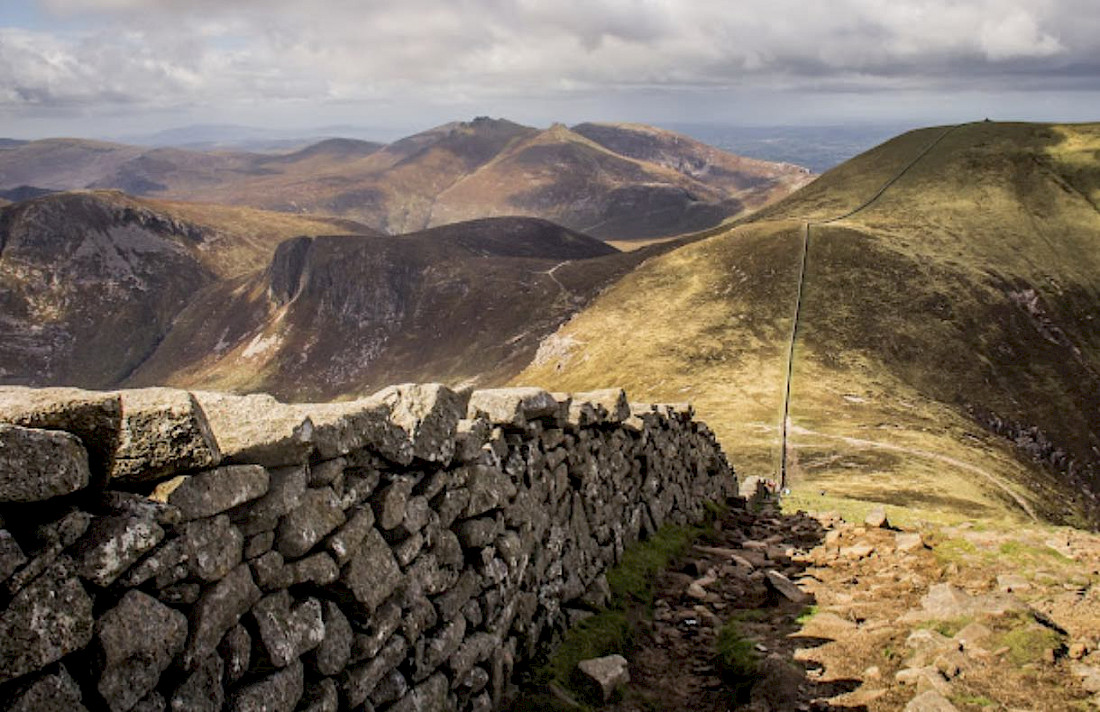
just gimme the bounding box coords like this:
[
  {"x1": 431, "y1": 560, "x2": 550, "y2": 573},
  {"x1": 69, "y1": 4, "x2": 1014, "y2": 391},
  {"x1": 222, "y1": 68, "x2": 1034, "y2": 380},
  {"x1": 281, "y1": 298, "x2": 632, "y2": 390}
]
[{"x1": 2, "y1": 0, "x2": 1098, "y2": 131}]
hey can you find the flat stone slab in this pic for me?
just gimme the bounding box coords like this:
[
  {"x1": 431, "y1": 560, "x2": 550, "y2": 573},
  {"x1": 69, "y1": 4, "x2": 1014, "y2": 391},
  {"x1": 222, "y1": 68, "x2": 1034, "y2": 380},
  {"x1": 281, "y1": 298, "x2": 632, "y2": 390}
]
[
  {"x1": 905, "y1": 690, "x2": 960, "y2": 711},
  {"x1": 192, "y1": 391, "x2": 313, "y2": 467},
  {"x1": 766, "y1": 570, "x2": 811, "y2": 604},
  {"x1": 901, "y1": 583, "x2": 1025, "y2": 622},
  {"x1": 467, "y1": 388, "x2": 562, "y2": 428},
  {"x1": 571, "y1": 389, "x2": 630, "y2": 424},
  {"x1": 371, "y1": 383, "x2": 464, "y2": 464},
  {"x1": 111, "y1": 388, "x2": 221, "y2": 482},
  {"x1": 297, "y1": 398, "x2": 412, "y2": 464}
]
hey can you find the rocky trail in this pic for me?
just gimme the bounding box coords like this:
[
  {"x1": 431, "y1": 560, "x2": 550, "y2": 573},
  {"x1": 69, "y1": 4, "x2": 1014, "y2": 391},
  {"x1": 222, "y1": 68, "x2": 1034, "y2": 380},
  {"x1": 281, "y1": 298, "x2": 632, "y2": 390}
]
[{"x1": 566, "y1": 493, "x2": 1100, "y2": 712}]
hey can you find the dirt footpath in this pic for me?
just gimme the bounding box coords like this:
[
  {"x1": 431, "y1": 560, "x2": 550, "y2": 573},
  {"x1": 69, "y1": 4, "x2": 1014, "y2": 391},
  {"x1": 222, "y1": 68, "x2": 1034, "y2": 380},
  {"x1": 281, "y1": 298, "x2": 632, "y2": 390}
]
[{"x1": 605, "y1": 500, "x2": 1100, "y2": 712}]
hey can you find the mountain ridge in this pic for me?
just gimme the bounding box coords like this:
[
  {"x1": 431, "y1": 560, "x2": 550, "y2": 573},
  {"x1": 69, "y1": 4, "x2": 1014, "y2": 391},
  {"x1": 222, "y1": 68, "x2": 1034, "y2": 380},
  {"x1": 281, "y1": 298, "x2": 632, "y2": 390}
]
[{"x1": 0, "y1": 118, "x2": 812, "y2": 240}]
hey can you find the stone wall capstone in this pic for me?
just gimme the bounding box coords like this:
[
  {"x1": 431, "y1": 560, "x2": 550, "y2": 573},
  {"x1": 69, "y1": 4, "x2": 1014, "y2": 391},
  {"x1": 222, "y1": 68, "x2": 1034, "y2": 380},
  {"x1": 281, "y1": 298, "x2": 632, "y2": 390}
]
[{"x1": 0, "y1": 383, "x2": 736, "y2": 712}]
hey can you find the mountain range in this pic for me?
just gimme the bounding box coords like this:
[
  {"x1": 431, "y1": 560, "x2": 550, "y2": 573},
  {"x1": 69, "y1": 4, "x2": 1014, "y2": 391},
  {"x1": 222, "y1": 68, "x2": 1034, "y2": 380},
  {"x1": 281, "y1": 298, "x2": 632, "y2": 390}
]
[
  {"x1": 2, "y1": 119, "x2": 1098, "y2": 529},
  {"x1": 0, "y1": 118, "x2": 811, "y2": 240}
]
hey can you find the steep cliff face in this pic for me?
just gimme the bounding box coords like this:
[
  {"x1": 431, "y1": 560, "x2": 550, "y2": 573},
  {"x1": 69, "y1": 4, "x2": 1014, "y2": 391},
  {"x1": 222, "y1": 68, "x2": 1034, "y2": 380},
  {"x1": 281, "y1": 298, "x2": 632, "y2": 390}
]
[{"x1": 0, "y1": 193, "x2": 215, "y2": 388}]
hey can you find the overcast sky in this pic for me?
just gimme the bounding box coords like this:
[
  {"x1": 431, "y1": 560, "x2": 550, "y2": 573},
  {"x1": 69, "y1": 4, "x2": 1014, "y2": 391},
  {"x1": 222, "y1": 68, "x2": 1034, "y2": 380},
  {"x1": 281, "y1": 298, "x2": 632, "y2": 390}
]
[{"x1": 1, "y1": 0, "x2": 1098, "y2": 139}]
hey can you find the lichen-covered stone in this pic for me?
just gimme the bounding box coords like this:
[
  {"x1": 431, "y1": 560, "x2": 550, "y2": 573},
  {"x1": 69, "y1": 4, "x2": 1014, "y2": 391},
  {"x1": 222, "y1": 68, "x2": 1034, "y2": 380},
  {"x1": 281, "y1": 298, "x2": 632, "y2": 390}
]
[
  {"x1": 300, "y1": 398, "x2": 413, "y2": 464},
  {"x1": 276, "y1": 487, "x2": 345, "y2": 558},
  {"x1": 571, "y1": 389, "x2": 631, "y2": 424},
  {"x1": 371, "y1": 669, "x2": 410, "y2": 706},
  {"x1": 456, "y1": 517, "x2": 499, "y2": 549},
  {"x1": 389, "y1": 673, "x2": 449, "y2": 712},
  {"x1": 448, "y1": 632, "x2": 498, "y2": 683},
  {"x1": 577, "y1": 654, "x2": 630, "y2": 702},
  {"x1": 0, "y1": 424, "x2": 90, "y2": 503},
  {"x1": 233, "y1": 465, "x2": 307, "y2": 536},
  {"x1": 342, "y1": 528, "x2": 403, "y2": 611},
  {"x1": 372, "y1": 383, "x2": 465, "y2": 464},
  {"x1": 414, "y1": 616, "x2": 466, "y2": 681},
  {"x1": 4, "y1": 664, "x2": 88, "y2": 712},
  {"x1": 72, "y1": 513, "x2": 165, "y2": 587},
  {"x1": 191, "y1": 391, "x2": 313, "y2": 467},
  {"x1": 0, "y1": 529, "x2": 28, "y2": 583},
  {"x1": 375, "y1": 478, "x2": 413, "y2": 530},
  {"x1": 131, "y1": 691, "x2": 165, "y2": 712},
  {"x1": 0, "y1": 385, "x2": 121, "y2": 483},
  {"x1": 299, "y1": 678, "x2": 339, "y2": 712},
  {"x1": 219, "y1": 624, "x2": 251, "y2": 684},
  {"x1": 230, "y1": 658, "x2": 304, "y2": 712},
  {"x1": 170, "y1": 653, "x2": 224, "y2": 712},
  {"x1": 289, "y1": 552, "x2": 339, "y2": 586},
  {"x1": 352, "y1": 601, "x2": 402, "y2": 662},
  {"x1": 466, "y1": 388, "x2": 561, "y2": 428},
  {"x1": 463, "y1": 464, "x2": 516, "y2": 518},
  {"x1": 326, "y1": 506, "x2": 376, "y2": 565},
  {"x1": 342, "y1": 634, "x2": 408, "y2": 708},
  {"x1": 95, "y1": 590, "x2": 188, "y2": 712},
  {"x1": 312, "y1": 601, "x2": 352, "y2": 676},
  {"x1": 150, "y1": 465, "x2": 269, "y2": 521},
  {"x1": 111, "y1": 388, "x2": 221, "y2": 482},
  {"x1": 0, "y1": 558, "x2": 93, "y2": 684},
  {"x1": 251, "y1": 591, "x2": 324, "y2": 668},
  {"x1": 251, "y1": 550, "x2": 293, "y2": 591},
  {"x1": 181, "y1": 515, "x2": 244, "y2": 582},
  {"x1": 183, "y1": 563, "x2": 261, "y2": 670}
]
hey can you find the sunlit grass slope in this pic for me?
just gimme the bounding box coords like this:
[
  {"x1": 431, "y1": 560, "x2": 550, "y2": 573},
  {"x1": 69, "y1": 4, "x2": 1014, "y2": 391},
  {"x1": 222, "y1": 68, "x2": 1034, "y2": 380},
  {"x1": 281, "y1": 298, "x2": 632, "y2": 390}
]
[{"x1": 518, "y1": 122, "x2": 1100, "y2": 527}]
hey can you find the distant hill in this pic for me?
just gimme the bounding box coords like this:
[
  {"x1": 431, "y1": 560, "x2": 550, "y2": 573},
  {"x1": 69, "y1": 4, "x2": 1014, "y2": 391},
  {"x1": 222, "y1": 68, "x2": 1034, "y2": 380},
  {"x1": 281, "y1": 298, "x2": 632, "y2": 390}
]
[
  {"x1": 0, "y1": 191, "x2": 379, "y2": 387},
  {"x1": 517, "y1": 121, "x2": 1100, "y2": 527},
  {"x1": 425, "y1": 122, "x2": 809, "y2": 240},
  {"x1": 0, "y1": 118, "x2": 812, "y2": 241},
  {"x1": 0, "y1": 186, "x2": 57, "y2": 203}
]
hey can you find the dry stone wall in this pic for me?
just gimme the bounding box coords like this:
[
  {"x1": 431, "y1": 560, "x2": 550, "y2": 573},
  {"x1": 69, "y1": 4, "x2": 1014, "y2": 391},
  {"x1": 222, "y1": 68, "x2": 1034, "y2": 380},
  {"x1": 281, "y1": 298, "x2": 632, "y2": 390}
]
[{"x1": 0, "y1": 383, "x2": 736, "y2": 712}]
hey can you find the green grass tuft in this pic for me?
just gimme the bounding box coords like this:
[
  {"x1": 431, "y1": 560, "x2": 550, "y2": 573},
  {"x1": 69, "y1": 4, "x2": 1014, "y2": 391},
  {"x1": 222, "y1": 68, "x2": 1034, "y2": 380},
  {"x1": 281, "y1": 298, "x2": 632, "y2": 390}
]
[
  {"x1": 521, "y1": 520, "x2": 711, "y2": 706},
  {"x1": 714, "y1": 619, "x2": 759, "y2": 704}
]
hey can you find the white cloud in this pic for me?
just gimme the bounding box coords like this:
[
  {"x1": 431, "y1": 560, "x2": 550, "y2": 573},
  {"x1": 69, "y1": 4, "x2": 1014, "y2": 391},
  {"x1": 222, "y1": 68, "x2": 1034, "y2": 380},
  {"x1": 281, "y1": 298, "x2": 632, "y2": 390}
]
[
  {"x1": 980, "y1": 9, "x2": 1064, "y2": 60},
  {"x1": 1, "y1": 0, "x2": 1095, "y2": 124}
]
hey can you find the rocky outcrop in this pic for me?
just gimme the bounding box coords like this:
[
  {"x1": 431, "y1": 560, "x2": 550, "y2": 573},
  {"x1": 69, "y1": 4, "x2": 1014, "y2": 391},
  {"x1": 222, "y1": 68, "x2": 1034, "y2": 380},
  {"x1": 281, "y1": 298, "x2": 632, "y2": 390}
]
[{"x1": 0, "y1": 383, "x2": 735, "y2": 711}]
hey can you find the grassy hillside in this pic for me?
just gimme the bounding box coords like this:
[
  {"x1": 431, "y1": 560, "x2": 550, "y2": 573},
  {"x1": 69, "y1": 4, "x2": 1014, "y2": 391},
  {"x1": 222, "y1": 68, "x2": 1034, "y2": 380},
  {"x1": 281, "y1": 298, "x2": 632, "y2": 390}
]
[{"x1": 518, "y1": 122, "x2": 1100, "y2": 527}]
